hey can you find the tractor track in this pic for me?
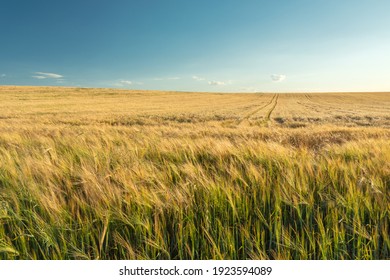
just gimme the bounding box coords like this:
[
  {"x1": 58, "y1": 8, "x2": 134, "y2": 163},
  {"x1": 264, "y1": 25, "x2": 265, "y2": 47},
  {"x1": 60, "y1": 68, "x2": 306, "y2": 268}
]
[
  {"x1": 265, "y1": 94, "x2": 279, "y2": 121},
  {"x1": 237, "y1": 94, "x2": 278, "y2": 125}
]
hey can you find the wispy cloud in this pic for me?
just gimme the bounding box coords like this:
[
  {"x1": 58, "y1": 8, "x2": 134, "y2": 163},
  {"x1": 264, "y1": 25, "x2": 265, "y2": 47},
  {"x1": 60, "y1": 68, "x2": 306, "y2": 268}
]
[
  {"x1": 119, "y1": 80, "x2": 133, "y2": 85},
  {"x1": 33, "y1": 72, "x2": 64, "y2": 79},
  {"x1": 113, "y1": 80, "x2": 136, "y2": 87},
  {"x1": 271, "y1": 74, "x2": 286, "y2": 82},
  {"x1": 192, "y1": 75, "x2": 205, "y2": 81},
  {"x1": 208, "y1": 81, "x2": 226, "y2": 86},
  {"x1": 1, "y1": 74, "x2": 6, "y2": 78},
  {"x1": 168, "y1": 77, "x2": 180, "y2": 80},
  {"x1": 32, "y1": 75, "x2": 47, "y2": 79}
]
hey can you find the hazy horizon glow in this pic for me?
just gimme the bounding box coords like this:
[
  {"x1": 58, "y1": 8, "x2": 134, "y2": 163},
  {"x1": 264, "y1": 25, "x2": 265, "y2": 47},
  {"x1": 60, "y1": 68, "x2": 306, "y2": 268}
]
[{"x1": 1, "y1": 0, "x2": 390, "y2": 92}]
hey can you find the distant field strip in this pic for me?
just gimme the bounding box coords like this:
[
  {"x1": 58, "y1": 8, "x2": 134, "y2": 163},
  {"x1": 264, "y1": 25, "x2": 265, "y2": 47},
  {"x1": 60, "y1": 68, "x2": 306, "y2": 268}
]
[{"x1": 0, "y1": 87, "x2": 388, "y2": 127}]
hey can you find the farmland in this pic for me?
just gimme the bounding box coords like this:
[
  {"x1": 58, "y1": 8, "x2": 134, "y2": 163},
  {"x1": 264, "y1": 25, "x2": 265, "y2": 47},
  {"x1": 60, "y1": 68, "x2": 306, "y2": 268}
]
[{"x1": 0, "y1": 86, "x2": 389, "y2": 259}]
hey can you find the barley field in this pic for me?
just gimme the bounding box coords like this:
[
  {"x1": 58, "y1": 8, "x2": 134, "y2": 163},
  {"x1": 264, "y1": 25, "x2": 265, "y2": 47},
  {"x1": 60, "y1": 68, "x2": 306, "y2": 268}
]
[{"x1": 0, "y1": 86, "x2": 389, "y2": 259}]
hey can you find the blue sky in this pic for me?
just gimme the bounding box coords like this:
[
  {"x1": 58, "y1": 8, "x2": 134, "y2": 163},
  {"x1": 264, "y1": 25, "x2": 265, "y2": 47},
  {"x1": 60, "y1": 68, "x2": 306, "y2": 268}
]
[{"x1": 1, "y1": 0, "x2": 390, "y2": 92}]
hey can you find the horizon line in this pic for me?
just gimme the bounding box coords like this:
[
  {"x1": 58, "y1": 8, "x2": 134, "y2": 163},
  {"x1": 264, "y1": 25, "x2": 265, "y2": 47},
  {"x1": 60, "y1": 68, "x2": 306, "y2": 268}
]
[{"x1": 0, "y1": 84, "x2": 389, "y2": 94}]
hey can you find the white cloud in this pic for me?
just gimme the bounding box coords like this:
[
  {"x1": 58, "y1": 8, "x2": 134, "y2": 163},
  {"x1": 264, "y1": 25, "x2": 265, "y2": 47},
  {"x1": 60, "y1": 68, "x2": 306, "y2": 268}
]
[
  {"x1": 32, "y1": 75, "x2": 47, "y2": 79},
  {"x1": 271, "y1": 74, "x2": 286, "y2": 82},
  {"x1": 192, "y1": 75, "x2": 205, "y2": 81},
  {"x1": 168, "y1": 77, "x2": 180, "y2": 80},
  {"x1": 154, "y1": 78, "x2": 164, "y2": 81},
  {"x1": 34, "y1": 72, "x2": 64, "y2": 79},
  {"x1": 1, "y1": 74, "x2": 6, "y2": 78},
  {"x1": 113, "y1": 80, "x2": 135, "y2": 87},
  {"x1": 208, "y1": 81, "x2": 226, "y2": 86},
  {"x1": 119, "y1": 80, "x2": 133, "y2": 85}
]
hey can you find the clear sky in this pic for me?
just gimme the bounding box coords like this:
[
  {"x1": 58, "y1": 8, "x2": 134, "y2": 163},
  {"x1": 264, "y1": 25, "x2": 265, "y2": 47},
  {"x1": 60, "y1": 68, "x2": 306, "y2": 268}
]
[{"x1": 1, "y1": 0, "x2": 390, "y2": 92}]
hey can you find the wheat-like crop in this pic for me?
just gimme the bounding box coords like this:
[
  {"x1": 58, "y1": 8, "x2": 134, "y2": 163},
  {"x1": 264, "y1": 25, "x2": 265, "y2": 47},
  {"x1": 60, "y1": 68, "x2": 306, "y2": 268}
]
[{"x1": 0, "y1": 86, "x2": 389, "y2": 259}]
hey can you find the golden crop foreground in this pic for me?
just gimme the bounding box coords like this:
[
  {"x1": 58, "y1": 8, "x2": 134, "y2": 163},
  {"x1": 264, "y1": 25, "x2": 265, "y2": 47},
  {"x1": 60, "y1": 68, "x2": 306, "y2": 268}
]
[{"x1": 0, "y1": 86, "x2": 389, "y2": 259}]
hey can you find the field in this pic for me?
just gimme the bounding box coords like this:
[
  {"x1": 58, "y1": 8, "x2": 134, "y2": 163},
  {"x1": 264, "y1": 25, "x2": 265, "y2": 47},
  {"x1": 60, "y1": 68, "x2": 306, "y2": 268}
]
[{"x1": 0, "y1": 86, "x2": 389, "y2": 259}]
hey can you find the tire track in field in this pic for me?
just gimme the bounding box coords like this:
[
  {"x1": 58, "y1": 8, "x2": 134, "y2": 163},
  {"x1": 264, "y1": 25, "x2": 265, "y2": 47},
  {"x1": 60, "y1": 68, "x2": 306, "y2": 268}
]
[
  {"x1": 303, "y1": 93, "x2": 364, "y2": 116},
  {"x1": 301, "y1": 94, "x2": 324, "y2": 113},
  {"x1": 301, "y1": 94, "x2": 389, "y2": 126},
  {"x1": 237, "y1": 94, "x2": 277, "y2": 125},
  {"x1": 302, "y1": 94, "x2": 390, "y2": 127},
  {"x1": 265, "y1": 94, "x2": 279, "y2": 121}
]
